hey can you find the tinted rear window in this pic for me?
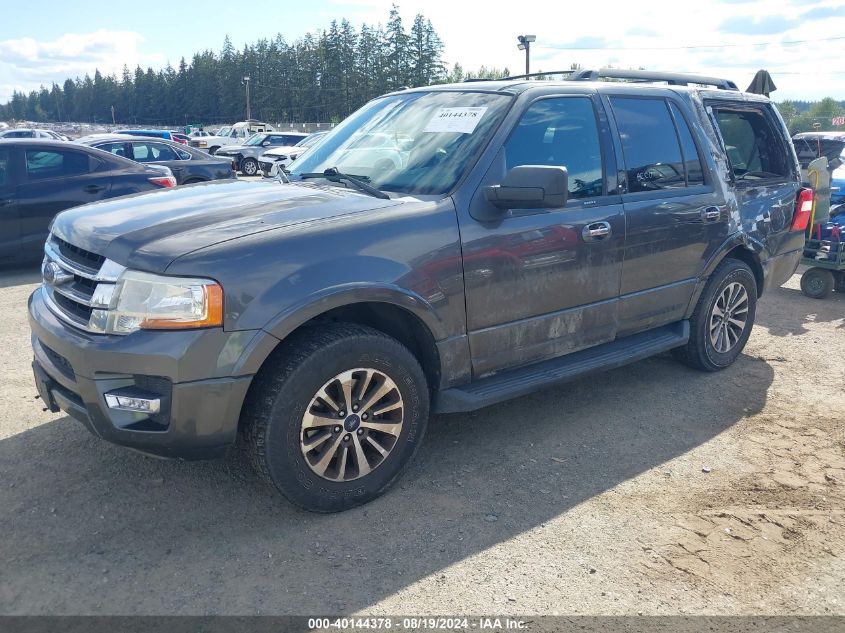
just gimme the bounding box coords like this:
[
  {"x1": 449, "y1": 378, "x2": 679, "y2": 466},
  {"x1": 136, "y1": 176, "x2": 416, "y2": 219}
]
[
  {"x1": 610, "y1": 97, "x2": 687, "y2": 192},
  {"x1": 25, "y1": 150, "x2": 90, "y2": 180}
]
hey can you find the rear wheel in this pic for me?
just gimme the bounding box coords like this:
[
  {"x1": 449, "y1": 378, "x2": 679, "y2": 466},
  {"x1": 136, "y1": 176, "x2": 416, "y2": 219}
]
[
  {"x1": 241, "y1": 323, "x2": 429, "y2": 513},
  {"x1": 835, "y1": 272, "x2": 845, "y2": 294},
  {"x1": 241, "y1": 157, "x2": 259, "y2": 176},
  {"x1": 673, "y1": 259, "x2": 757, "y2": 372},
  {"x1": 800, "y1": 267, "x2": 834, "y2": 299}
]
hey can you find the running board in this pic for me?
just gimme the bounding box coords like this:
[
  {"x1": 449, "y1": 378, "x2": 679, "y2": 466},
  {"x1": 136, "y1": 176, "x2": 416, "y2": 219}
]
[{"x1": 433, "y1": 321, "x2": 689, "y2": 414}]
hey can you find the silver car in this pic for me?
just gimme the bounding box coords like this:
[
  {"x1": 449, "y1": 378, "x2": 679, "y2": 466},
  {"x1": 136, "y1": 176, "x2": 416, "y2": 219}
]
[{"x1": 215, "y1": 132, "x2": 309, "y2": 176}]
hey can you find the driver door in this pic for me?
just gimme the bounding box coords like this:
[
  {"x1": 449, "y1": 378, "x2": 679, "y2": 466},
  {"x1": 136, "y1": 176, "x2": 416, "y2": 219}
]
[{"x1": 459, "y1": 95, "x2": 625, "y2": 377}]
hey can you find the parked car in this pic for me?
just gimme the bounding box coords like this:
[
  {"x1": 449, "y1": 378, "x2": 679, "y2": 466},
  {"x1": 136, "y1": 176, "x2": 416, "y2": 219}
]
[
  {"x1": 0, "y1": 128, "x2": 65, "y2": 140},
  {"x1": 29, "y1": 69, "x2": 809, "y2": 513},
  {"x1": 189, "y1": 120, "x2": 276, "y2": 154},
  {"x1": 215, "y1": 132, "x2": 310, "y2": 175},
  {"x1": 0, "y1": 139, "x2": 175, "y2": 263},
  {"x1": 170, "y1": 133, "x2": 191, "y2": 145},
  {"x1": 258, "y1": 131, "x2": 329, "y2": 177},
  {"x1": 77, "y1": 135, "x2": 235, "y2": 185}
]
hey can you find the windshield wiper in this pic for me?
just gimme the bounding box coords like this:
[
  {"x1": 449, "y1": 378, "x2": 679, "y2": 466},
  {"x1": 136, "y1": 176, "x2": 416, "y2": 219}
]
[{"x1": 298, "y1": 167, "x2": 390, "y2": 199}]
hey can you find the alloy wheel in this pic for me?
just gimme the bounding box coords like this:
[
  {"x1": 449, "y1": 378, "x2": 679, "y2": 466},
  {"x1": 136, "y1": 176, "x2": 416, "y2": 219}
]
[
  {"x1": 708, "y1": 281, "x2": 749, "y2": 353},
  {"x1": 300, "y1": 368, "x2": 404, "y2": 482}
]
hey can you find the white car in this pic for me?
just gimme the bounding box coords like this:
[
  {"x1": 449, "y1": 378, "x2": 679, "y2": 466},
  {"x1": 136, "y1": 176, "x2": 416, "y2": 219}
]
[
  {"x1": 0, "y1": 128, "x2": 66, "y2": 140},
  {"x1": 258, "y1": 132, "x2": 328, "y2": 177},
  {"x1": 189, "y1": 120, "x2": 275, "y2": 154}
]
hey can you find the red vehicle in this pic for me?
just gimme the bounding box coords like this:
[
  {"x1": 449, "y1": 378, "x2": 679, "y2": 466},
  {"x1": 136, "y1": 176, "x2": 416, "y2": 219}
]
[{"x1": 170, "y1": 133, "x2": 190, "y2": 145}]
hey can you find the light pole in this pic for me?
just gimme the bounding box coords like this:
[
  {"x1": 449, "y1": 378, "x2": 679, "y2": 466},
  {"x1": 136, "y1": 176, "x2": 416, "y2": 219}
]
[
  {"x1": 517, "y1": 35, "x2": 536, "y2": 79},
  {"x1": 243, "y1": 75, "x2": 251, "y2": 120}
]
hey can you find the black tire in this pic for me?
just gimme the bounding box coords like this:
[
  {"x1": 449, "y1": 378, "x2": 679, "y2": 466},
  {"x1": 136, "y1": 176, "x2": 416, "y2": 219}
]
[
  {"x1": 182, "y1": 178, "x2": 205, "y2": 185},
  {"x1": 241, "y1": 323, "x2": 429, "y2": 512},
  {"x1": 835, "y1": 272, "x2": 845, "y2": 294},
  {"x1": 241, "y1": 157, "x2": 259, "y2": 176},
  {"x1": 800, "y1": 267, "x2": 834, "y2": 299},
  {"x1": 208, "y1": 146, "x2": 220, "y2": 155},
  {"x1": 672, "y1": 258, "x2": 757, "y2": 372}
]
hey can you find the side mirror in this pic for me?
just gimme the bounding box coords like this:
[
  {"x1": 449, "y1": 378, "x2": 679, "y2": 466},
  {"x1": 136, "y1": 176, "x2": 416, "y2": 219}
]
[
  {"x1": 262, "y1": 141, "x2": 271, "y2": 146},
  {"x1": 484, "y1": 165, "x2": 568, "y2": 210}
]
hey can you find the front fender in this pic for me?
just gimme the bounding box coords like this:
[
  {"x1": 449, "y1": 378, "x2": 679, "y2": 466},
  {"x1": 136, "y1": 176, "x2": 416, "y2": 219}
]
[{"x1": 262, "y1": 283, "x2": 447, "y2": 342}]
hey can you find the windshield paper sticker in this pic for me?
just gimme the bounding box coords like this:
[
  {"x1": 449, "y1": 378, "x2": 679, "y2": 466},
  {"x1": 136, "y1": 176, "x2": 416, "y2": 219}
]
[{"x1": 423, "y1": 107, "x2": 488, "y2": 134}]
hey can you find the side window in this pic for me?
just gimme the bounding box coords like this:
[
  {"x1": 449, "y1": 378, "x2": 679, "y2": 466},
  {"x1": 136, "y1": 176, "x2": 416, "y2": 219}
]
[
  {"x1": 149, "y1": 143, "x2": 178, "y2": 161},
  {"x1": 714, "y1": 107, "x2": 790, "y2": 181},
  {"x1": 669, "y1": 103, "x2": 705, "y2": 186},
  {"x1": 610, "y1": 97, "x2": 687, "y2": 192},
  {"x1": 25, "y1": 150, "x2": 90, "y2": 180},
  {"x1": 0, "y1": 148, "x2": 9, "y2": 187},
  {"x1": 505, "y1": 97, "x2": 604, "y2": 199},
  {"x1": 96, "y1": 142, "x2": 126, "y2": 158},
  {"x1": 131, "y1": 143, "x2": 151, "y2": 161},
  {"x1": 175, "y1": 147, "x2": 192, "y2": 160},
  {"x1": 282, "y1": 135, "x2": 305, "y2": 145}
]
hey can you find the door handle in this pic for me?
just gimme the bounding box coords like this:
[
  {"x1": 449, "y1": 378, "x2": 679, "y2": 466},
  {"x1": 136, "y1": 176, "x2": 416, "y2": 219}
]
[
  {"x1": 170, "y1": 167, "x2": 184, "y2": 172},
  {"x1": 83, "y1": 185, "x2": 105, "y2": 194},
  {"x1": 701, "y1": 206, "x2": 721, "y2": 223},
  {"x1": 582, "y1": 221, "x2": 611, "y2": 241}
]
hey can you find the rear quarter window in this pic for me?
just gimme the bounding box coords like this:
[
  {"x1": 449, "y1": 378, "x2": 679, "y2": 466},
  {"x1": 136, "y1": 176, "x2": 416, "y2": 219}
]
[
  {"x1": 25, "y1": 150, "x2": 91, "y2": 180},
  {"x1": 713, "y1": 107, "x2": 791, "y2": 181}
]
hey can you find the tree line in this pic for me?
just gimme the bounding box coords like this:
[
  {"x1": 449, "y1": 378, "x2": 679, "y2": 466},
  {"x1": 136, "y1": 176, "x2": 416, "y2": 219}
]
[
  {"x1": 0, "y1": 6, "x2": 475, "y2": 126},
  {"x1": 775, "y1": 98, "x2": 845, "y2": 135}
]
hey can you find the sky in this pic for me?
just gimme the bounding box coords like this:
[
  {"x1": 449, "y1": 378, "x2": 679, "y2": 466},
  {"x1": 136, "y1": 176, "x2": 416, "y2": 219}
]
[{"x1": 0, "y1": 0, "x2": 843, "y2": 104}]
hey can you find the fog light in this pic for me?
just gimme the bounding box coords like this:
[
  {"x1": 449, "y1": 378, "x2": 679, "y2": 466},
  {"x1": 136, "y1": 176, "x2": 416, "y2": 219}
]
[{"x1": 105, "y1": 389, "x2": 161, "y2": 414}]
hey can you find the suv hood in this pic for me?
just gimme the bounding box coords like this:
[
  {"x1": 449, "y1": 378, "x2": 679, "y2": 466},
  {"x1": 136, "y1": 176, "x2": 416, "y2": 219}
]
[{"x1": 51, "y1": 179, "x2": 401, "y2": 273}]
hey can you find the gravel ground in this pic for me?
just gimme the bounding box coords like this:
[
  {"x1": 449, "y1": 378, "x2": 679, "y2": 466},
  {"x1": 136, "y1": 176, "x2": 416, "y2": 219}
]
[{"x1": 0, "y1": 267, "x2": 843, "y2": 616}]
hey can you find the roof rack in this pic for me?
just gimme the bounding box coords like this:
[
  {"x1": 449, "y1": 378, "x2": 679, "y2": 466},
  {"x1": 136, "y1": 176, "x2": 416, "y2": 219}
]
[
  {"x1": 463, "y1": 68, "x2": 739, "y2": 91},
  {"x1": 464, "y1": 70, "x2": 576, "y2": 82},
  {"x1": 570, "y1": 68, "x2": 739, "y2": 90}
]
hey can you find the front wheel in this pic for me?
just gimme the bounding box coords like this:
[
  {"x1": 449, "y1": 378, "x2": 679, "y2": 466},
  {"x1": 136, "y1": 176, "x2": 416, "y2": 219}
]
[
  {"x1": 673, "y1": 259, "x2": 757, "y2": 372},
  {"x1": 241, "y1": 324, "x2": 430, "y2": 512},
  {"x1": 241, "y1": 157, "x2": 259, "y2": 176},
  {"x1": 801, "y1": 267, "x2": 834, "y2": 299}
]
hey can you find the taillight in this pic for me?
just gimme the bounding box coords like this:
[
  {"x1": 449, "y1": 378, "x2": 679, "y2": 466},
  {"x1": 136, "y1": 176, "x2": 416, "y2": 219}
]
[
  {"x1": 791, "y1": 187, "x2": 814, "y2": 231},
  {"x1": 149, "y1": 176, "x2": 177, "y2": 188}
]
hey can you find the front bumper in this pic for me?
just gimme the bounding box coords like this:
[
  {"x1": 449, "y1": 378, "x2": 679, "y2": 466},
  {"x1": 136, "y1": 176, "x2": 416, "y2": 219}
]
[{"x1": 28, "y1": 288, "x2": 258, "y2": 460}]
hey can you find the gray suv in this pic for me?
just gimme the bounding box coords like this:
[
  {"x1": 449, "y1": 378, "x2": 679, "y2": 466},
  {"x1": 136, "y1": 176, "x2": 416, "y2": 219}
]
[{"x1": 29, "y1": 69, "x2": 809, "y2": 512}]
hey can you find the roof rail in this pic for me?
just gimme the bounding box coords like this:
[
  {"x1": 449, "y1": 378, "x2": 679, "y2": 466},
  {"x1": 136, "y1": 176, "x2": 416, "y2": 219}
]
[
  {"x1": 570, "y1": 68, "x2": 739, "y2": 90},
  {"x1": 464, "y1": 70, "x2": 576, "y2": 82}
]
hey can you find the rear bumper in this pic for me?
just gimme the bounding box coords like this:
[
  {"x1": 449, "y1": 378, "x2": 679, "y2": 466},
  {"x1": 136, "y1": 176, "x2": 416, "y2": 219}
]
[{"x1": 28, "y1": 288, "x2": 258, "y2": 460}]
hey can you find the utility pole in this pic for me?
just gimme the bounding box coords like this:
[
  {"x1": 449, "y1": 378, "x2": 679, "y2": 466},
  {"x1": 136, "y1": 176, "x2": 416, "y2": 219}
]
[
  {"x1": 517, "y1": 35, "x2": 536, "y2": 79},
  {"x1": 111, "y1": 105, "x2": 116, "y2": 125},
  {"x1": 243, "y1": 76, "x2": 251, "y2": 120}
]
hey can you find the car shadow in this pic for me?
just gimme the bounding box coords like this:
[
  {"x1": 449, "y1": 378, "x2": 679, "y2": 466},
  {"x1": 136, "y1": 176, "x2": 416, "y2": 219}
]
[
  {"x1": 0, "y1": 265, "x2": 40, "y2": 289},
  {"x1": 755, "y1": 283, "x2": 845, "y2": 337},
  {"x1": 0, "y1": 350, "x2": 775, "y2": 614}
]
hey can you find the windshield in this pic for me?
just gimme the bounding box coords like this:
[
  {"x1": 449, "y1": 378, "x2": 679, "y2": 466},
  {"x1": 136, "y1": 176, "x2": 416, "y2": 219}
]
[
  {"x1": 216, "y1": 126, "x2": 232, "y2": 138},
  {"x1": 244, "y1": 133, "x2": 266, "y2": 146},
  {"x1": 291, "y1": 91, "x2": 512, "y2": 195}
]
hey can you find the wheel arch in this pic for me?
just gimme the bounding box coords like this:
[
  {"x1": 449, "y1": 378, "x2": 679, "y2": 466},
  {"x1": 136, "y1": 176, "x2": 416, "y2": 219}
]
[
  {"x1": 686, "y1": 237, "x2": 765, "y2": 319},
  {"x1": 236, "y1": 289, "x2": 446, "y2": 398}
]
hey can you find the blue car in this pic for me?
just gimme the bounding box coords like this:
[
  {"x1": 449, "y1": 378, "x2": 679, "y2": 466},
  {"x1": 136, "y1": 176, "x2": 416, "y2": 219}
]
[{"x1": 116, "y1": 129, "x2": 178, "y2": 142}]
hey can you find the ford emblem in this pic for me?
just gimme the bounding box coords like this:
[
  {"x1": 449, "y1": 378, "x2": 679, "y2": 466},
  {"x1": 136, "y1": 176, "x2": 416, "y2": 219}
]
[{"x1": 44, "y1": 262, "x2": 73, "y2": 286}]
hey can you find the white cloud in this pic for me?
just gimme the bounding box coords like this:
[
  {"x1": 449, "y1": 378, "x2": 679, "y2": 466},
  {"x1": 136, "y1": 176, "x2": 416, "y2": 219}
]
[
  {"x1": 329, "y1": 0, "x2": 845, "y2": 100},
  {"x1": 0, "y1": 29, "x2": 165, "y2": 102}
]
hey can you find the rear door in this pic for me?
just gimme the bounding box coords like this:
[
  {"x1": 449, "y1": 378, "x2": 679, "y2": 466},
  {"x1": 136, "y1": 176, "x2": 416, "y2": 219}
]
[
  {"x1": 16, "y1": 147, "x2": 113, "y2": 259},
  {"x1": 460, "y1": 94, "x2": 625, "y2": 376},
  {"x1": 0, "y1": 145, "x2": 19, "y2": 262},
  {"x1": 606, "y1": 94, "x2": 727, "y2": 336},
  {"x1": 709, "y1": 103, "x2": 801, "y2": 261}
]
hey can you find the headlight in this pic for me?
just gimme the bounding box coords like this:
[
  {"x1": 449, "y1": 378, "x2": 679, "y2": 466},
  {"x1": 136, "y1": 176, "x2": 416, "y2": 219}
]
[{"x1": 104, "y1": 271, "x2": 223, "y2": 334}]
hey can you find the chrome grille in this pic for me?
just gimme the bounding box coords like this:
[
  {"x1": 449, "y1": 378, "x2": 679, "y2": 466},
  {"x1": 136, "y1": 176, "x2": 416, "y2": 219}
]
[{"x1": 41, "y1": 234, "x2": 125, "y2": 333}]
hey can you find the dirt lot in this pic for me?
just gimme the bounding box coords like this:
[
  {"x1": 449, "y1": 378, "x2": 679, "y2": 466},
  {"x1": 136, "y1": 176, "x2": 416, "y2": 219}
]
[{"x1": 0, "y1": 266, "x2": 843, "y2": 616}]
